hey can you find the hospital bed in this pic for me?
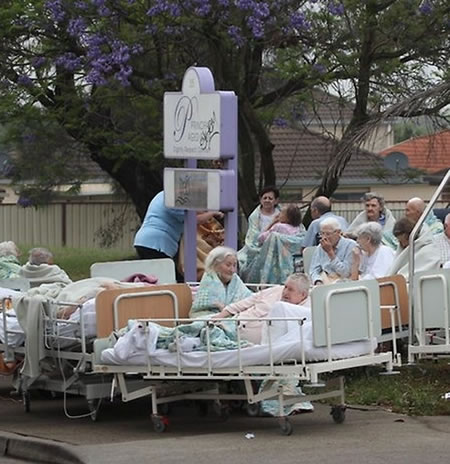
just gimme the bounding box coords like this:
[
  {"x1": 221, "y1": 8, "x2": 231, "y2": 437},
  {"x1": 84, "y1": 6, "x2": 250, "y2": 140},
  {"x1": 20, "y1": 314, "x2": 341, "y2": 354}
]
[
  {"x1": 0, "y1": 258, "x2": 178, "y2": 418},
  {"x1": 408, "y1": 268, "x2": 450, "y2": 363},
  {"x1": 92, "y1": 279, "x2": 394, "y2": 435}
]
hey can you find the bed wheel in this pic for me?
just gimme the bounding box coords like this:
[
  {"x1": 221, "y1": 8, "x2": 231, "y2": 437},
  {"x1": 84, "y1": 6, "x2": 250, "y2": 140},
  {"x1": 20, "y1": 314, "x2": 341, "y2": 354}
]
[
  {"x1": 245, "y1": 402, "x2": 261, "y2": 417},
  {"x1": 22, "y1": 391, "x2": 30, "y2": 413},
  {"x1": 279, "y1": 418, "x2": 293, "y2": 436},
  {"x1": 152, "y1": 415, "x2": 169, "y2": 433},
  {"x1": 330, "y1": 405, "x2": 346, "y2": 424}
]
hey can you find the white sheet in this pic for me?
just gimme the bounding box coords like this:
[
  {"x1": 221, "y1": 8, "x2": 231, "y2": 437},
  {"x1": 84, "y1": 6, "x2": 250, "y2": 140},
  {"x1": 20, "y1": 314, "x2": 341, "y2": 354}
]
[
  {"x1": 0, "y1": 297, "x2": 97, "y2": 348},
  {"x1": 100, "y1": 335, "x2": 376, "y2": 367}
]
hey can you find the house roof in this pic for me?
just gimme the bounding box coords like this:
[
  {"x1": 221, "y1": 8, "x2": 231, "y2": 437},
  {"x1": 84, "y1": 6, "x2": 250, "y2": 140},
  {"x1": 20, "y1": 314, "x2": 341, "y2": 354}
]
[
  {"x1": 264, "y1": 126, "x2": 406, "y2": 187},
  {"x1": 380, "y1": 129, "x2": 450, "y2": 174},
  {"x1": 298, "y1": 88, "x2": 355, "y2": 125}
]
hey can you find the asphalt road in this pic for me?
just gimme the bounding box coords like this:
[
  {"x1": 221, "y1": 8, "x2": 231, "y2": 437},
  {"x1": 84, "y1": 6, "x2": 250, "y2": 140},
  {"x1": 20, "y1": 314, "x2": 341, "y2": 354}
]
[{"x1": 1, "y1": 375, "x2": 449, "y2": 464}]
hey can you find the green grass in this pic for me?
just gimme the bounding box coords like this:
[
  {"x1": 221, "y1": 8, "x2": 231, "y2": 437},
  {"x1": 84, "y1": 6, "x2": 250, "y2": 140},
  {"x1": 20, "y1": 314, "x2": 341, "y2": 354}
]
[
  {"x1": 343, "y1": 361, "x2": 450, "y2": 416},
  {"x1": 17, "y1": 245, "x2": 135, "y2": 281}
]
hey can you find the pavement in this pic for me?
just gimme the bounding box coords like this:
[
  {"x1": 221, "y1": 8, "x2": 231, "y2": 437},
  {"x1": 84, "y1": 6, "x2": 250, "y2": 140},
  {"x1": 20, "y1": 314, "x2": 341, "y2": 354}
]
[{"x1": 1, "y1": 376, "x2": 449, "y2": 464}]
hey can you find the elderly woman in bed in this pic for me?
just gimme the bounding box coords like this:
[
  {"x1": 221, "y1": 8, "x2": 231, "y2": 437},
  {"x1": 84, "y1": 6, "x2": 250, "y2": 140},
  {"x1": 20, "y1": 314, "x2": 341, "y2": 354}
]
[
  {"x1": 189, "y1": 246, "x2": 252, "y2": 319},
  {"x1": 211, "y1": 273, "x2": 311, "y2": 344}
]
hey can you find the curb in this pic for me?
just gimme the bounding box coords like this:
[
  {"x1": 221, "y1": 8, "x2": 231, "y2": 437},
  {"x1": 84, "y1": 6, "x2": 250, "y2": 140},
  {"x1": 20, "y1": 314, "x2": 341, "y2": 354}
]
[{"x1": 0, "y1": 431, "x2": 85, "y2": 464}]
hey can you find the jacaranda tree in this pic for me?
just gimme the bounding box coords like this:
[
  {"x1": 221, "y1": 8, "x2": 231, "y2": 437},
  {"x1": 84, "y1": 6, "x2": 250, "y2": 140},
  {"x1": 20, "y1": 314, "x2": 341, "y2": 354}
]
[{"x1": 0, "y1": 0, "x2": 448, "y2": 218}]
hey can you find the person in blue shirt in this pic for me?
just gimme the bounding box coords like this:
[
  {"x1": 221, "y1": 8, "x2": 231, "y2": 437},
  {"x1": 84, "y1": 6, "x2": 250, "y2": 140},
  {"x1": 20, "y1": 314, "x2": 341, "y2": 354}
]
[
  {"x1": 309, "y1": 217, "x2": 357, "y2": 285},
  {"x1": 134, "y1": 191, "x2": 221, "y2": 281}
]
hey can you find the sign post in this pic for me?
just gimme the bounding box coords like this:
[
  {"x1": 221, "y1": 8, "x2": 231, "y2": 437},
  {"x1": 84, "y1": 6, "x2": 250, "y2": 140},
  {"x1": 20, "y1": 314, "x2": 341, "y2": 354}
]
[{"x1": 163, "y1": 67, "x2": 238, "y2": 281}]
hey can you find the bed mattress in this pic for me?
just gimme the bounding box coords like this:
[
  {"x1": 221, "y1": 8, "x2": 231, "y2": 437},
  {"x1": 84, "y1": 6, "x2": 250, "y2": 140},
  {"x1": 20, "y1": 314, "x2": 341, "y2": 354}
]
[{"x1": 100, "y1": 336, "x2": 376, "y2": 368}]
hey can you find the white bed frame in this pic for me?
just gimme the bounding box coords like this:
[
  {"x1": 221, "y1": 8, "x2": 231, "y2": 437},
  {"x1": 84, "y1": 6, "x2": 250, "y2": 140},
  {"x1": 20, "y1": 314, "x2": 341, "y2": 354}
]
[
  {"x1": 93, "y1": 279, "x2": 394, "y2": 435},
  {"x1": 408, "y1": 269, "x2": 450, "y2": 363}
]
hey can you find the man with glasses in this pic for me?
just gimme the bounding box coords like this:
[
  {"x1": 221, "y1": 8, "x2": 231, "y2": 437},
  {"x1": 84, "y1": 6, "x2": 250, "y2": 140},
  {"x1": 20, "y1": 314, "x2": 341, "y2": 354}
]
[{"x1": 309, "y1": 217, "x2": 357, "y2": 285}]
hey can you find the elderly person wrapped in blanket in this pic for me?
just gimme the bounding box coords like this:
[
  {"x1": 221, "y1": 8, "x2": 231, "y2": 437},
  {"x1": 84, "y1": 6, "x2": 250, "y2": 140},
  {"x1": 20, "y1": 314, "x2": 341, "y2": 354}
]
[
  {"x1": 20, "y1": 247, "x2": 72, "y2": 291},
  {"x1": 386, "y1": 217, "x2": 440, "y2": 281},
  {"x1": 189, "y1": 246, "x2": 252, "y2": 319},
  {"x1": 0, "y1": 241, "x2": 21, "y2": 280},
  {"x1": 243, "y1": 204, "x2": 305, "y2": 285},
  {"x1": 237, "y1": 186, "x2": 281, "y2": 281}
]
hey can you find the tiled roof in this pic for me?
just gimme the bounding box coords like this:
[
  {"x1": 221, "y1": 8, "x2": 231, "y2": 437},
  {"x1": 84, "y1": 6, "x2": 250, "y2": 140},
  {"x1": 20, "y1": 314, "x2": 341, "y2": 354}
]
[
  {"x1": 263, "y1": 127, "x2": 400, "y2": 186},
  {"x1": 298, "y1": 88, "x2": 354, "y2": 125},
  {"x1": 380, "y1": 130, "x2": 450, "y2": 174}
]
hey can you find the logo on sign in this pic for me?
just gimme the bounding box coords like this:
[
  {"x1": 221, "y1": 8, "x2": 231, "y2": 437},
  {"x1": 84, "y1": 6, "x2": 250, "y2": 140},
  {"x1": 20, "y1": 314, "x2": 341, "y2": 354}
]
[{"x1": 173, "y1": 96, "x2": 219, "y2": 151}]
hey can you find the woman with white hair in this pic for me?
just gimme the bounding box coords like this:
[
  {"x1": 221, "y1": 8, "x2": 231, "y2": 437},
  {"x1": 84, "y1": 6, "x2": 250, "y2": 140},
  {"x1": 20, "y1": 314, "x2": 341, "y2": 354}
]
[
  {"x1": 0, "y1": 241, "x2": 21, "y2": 280},
  {"x1": 189, "y1": 246, "x2": 252, "y2": 318},
  {"x1": 350, "y1": 222, "x2": 395, "y2": 280}
]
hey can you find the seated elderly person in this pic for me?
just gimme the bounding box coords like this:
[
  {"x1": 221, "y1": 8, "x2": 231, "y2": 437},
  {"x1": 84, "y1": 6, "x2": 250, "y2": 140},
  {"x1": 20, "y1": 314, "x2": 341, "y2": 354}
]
[
  {"x1": 386, "y1": 217, "x2": 440, "y2": 280},
  {"x1": 19, "y1": 247, "x2": 72, "y2": 289},
  {"x1": 384, "y1": 197, "x2": 444, "y2": 250},
  {"x1": 350, "y1": 222, "x2": 395, "y2": 280},
  {"x1": 346, "y1": 192, "x2": 396, "y2": 238},
  {"x1": 0, "y1": 241, "x2": 21, "y2": 280},
  {"x1": 189, "y1": 246, "x2": 252, "y2": 319},
  {"x1": 309, "y1": 218, "x2": 357, "y2": 285},
  {"x1": 302, "y1": 196, "x2": 348, "y2": 249},
  {"x1": 433, "y1": 213, "x2": 450, "y2": 266},
  {"x1": 212, "y1": 273, "x2": 310, "y2": 344}
]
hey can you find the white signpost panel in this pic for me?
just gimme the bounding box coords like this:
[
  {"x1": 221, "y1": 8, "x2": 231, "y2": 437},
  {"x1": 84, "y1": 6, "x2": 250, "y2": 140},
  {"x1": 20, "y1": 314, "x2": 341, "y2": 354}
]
[{"x1": 163, "y1": 67, "x2": 238, "y2": 281}]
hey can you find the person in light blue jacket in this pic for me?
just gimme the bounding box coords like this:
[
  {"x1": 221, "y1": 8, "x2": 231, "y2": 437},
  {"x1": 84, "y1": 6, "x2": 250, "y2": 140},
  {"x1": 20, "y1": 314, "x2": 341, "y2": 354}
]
[{"x1": 134, "y1": 191, "x2": 221, "y2": 281}]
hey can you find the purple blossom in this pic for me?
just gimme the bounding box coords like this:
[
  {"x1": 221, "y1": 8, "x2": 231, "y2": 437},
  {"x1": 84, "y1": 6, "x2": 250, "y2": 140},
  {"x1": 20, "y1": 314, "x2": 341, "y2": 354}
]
[
  {"x1": 217, "y1": 0, "x2": 229, "y2": 6},
  {"x1": 55, "y1": 53, "x2": 83, "y2": 71},
  {"x1": 110, "y1": 40, "x2": 131, "y2": 65},
  {"x1": 227, "y1": 25, "x2": 245, "y2": 47},
  {"x1": 98, "y1": 5, "x2": 111, "y2": 16},
  {"x1": 22, "y1": 133, "x2": 37, "y2": 144},
  {"x1": 45, "y1": 0, "x2": 65, "y2": 22},
  {"x1": 115, "y1": 65, "x2": 133, "y2": 86},
  {"x1": 247, "y1": 16, "x2": 264, "y2": 38},
  {"x1": 91, "y1": 0, "x2": 106, "y2": 6},
  {"x1": 195, "y1": 3, "x2": 211, "y2": 16},
  {"x1": 17, "y1": 196, "x2": 33, "y2": 208},
  {"x1": 328, "y1": 2, "x2": 345, "y2": 16},
  {"x1": 418, "y1": 1, "x2": 433, "y2": 15},
  {"x1": 253, "y1": 2, "x2": 270, "y2": 19},
  {"x1": 290, "y1": 12, "x2": 310, "y2": 31},
  {"x1": 17, "y1": 75, "x2": 33, "y2": 86},
  {"x1": 67, "y1": 17, "x2": 86, "y2": 37},
  {"x1": 235, "y1": 0, "x2": 255, "y2": 10},
  {"x1": 147, "y1": 1, "x2": 182, "y2": 17},
  {"x1": 131, "y1": 44, "x2": 144, "y2": 55},
  {"x1": 74, "y1": 1, "x2": 89, "y2": 9},
  {"x1": 86, "y1": 68, "x2": 107, "y2": 86},
  {"x1": 313, "y1": 63, "x2": 327, "y2": 74},
  {"x1": 32, "y1": 56, "x2": 46, "y2": 69},
  {"x1": 273, "y1": 117, "x2": 288, "y2": 128},
  {"x1": 145, "y1": 24, "x2": 159, "y2": 34}
]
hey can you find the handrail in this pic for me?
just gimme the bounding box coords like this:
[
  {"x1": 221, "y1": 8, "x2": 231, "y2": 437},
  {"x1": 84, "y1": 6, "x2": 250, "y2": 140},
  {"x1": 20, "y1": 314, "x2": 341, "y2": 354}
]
[{"x1": 408, "y1": 169, "x2": 450, "y2": 345}]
